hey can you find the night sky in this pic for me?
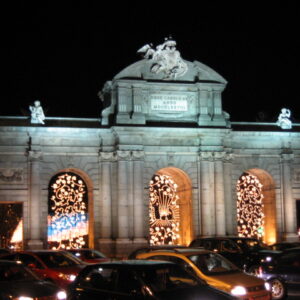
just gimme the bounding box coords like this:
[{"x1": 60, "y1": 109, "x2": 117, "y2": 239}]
[{"x1": 2, "y1": 2, "x2": 299, "y2": 122}]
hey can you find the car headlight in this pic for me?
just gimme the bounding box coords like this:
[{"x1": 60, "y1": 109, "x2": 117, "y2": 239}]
[
  {"x1": 58, "y1": 272, "x2": 76, "y2": 281},
  {"x1": 264, "y1": 282, "x2": 271, "y2": 291},
  {"x1": 17, "y1": 297, "x2": 34, "y2": 300},
  {"x1": 57, "y1": 290, "x2": 67, "y2": 300},
  {"x1": 231, "y1": 285, "x2": 247, "y2": 296}
]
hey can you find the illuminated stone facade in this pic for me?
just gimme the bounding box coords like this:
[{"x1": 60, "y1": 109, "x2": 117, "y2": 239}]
[{"x1": 1, "y1": 46, "x2": 300, "y2": 257}]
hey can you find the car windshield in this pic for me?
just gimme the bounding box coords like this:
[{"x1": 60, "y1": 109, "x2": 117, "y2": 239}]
[
  {"x1": 138, "y1": 264, "x2": 200, "y2": 292},
  {"x1": 234, "y1": 239, "x2": 270, "y2": 251},
  {"x1": 0, "y1": 264, "x2": 38, "y2": 281},
  {"x1": 188, "y1": 253, "x2": 239, "y2": 275},
  {"x1": 35, "y1": 252, "x2": 81, "y2": 268}
]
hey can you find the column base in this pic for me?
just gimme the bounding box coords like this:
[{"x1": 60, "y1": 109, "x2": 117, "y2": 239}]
[
  {"x1": 27, "y1": 239, "x2": 43, "y2": 250},
  {"x1": 132, "y1": 238, "x2": 148, "y2": 250},
  {"x1": 283, "y1": 232, "x2": 299, "y2": 242},
  {"x1": 116, "y1": 238, "x2": 131, "y2": 259},
  {"x1": 97, "y1": 238, "x2": 115, "y2": 258}
]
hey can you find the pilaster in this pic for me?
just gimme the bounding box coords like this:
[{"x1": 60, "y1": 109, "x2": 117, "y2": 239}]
[{"x1": 27, "y1": 150, "x2": 43, "y2": 249}]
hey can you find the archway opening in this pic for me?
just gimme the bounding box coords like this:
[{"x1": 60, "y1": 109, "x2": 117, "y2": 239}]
[
  {"x1": 0, "y1": 203, "x2": 23, "y2": 250},
  {"x1": 236, "y1": 169, "x2": 277, "y2": 245},
  {"x1": 149, "y1": 167, "x2": 193, "y2": 246},
  {"x1": 47, "y1": 172, "x2": 89, "y2": 249}
]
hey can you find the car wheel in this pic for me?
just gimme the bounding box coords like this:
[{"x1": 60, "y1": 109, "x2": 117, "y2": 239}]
[{"x1": 269, "y1": 278, "x2": 286, "y2": 300}]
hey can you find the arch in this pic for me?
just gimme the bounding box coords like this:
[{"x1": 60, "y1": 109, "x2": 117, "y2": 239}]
[
  {"x1": 149, "y1": 167, "x2": 193, "y2": 246},
  {"x1": 236, "y1": 168, "x2": 277, "y2": 245},
  {"x1": 47, "y1": 168, "x2": 94, "y2": 249}
]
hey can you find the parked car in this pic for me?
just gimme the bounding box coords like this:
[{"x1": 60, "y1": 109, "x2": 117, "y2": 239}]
[
  {"x1": 270, "y1": 241, "x2": 300, "y2": 251},
  {"x1": 131, "y1": 246, "x2": 271, "y2": 299},
  {"x1": 67, "y1": 248, "x2": 110, "y2": 263},
  {"x1": 0, "y1": 259, "x2": 67, "y2": 300},
  {"x1": 257, "y1": 248, "x2": 300, "y2": 299},
  {"x1": 68, "y1": 260, "x2": 236, "y2": 299},
  {"x1": 0, "y1": 250, "x2": 87, "y2": 289},
  {"x1": 189, "y1": 236, "x2": 277, "y2": 273}
]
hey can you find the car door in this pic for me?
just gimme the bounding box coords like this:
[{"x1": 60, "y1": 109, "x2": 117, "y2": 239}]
[
  {"x1": 17, "y1": 253, "x2": 45, "y2": 279},
  {"x1": 218, "y1": 240, "x2": 244, "y2": 268},
  {"x1": 274, "y1": 252, "x2": 300, "y2": 293},
  {"x1": 71, "y1": 266, "x2": 117, "y2": 300}
]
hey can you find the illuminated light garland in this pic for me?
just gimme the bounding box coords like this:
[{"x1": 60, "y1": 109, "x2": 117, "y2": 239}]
[
  {"x1": 47, "y1": 173, "x2": 88, "y2": 249},
  {"x1": 10, "y1": 219, "x2": 23, "y2": 244},
  {"x1": 149, "y1": 174, "x2": 180, "y2": 245},
  {"x1": 236, "y1": 173, "x2": 265, "y2": 239}
]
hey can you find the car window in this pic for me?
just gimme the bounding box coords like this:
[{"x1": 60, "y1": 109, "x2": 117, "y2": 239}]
[
  {"x1": 138, "y1": 265, "x2": 199, "y2": 293},
  {"x1": 35, "y1": 252, "x2": 80, "y2": 268},
  {"x1": 150, "y1": 255, "x2": 190, "y2": 269},
  {"x1": 18, "y1": 254, "x2": 43, "y2": 269},
  {"x1": 220, "y1": 240, "x2": 240, "y2": 252},
  {"x1": 79, "y1": 267, "x2": 116, "y2": 291},
  {"x1": 116, "y1": 270, "x2": 141, "y2": 294},
  {"x1": 188, "y1": 253, "x2": 239, "y2": 275},
  {"x1": 83, "y1": 250, "x2": 106, "y2": 259}
]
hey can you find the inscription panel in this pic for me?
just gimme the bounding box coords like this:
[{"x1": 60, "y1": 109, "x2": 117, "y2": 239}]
[{"x1": 150, "y1": 94, "x2": 188, "y2": 112}]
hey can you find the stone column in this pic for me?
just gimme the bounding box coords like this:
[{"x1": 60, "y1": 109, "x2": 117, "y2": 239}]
[
  {"x1": 281, "y1": 153, "x2": 298, "y2": 240},
  {"x1": 223, "y1": 153, "x2": 235, "y2": 235},
  {"x1": 200, "y1": 152, "x2": 215, "y2": 236},
  {"x1": 27, "y1": 150, "x2": 43, "y2": 249},
  {"x1": 132, "y1": 150, "x2": 147, "y2": 247},
  {"x1": 98, "y1": 152, "x2": 114, "y2": 254},
  {"x1": 116, "y1": 150, "x2": 131, "y2": 257},
  {"x1": 214, "y1": 152, "x2": 226, "y2": 236}
]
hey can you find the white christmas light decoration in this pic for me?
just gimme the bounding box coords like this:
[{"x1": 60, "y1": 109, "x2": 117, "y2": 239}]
[
  {"x1": 48, "y1": 173, "x2": 88, "y2": 249},
  {"x1": 236, "y1": 173, "x2": 265, "y2": 239},
  {"x1": 149, "y1": 174, "x2": 180, "y2": 245}
]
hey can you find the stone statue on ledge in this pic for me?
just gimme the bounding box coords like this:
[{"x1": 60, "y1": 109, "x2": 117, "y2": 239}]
[
  {"x1": 137, "y1": 37, "x2": 188, "y2": 80},
  {"x1": 29, "y1": 100, "x2": 45, "y2": 124},
  {"x1": 277, "y1": 108, "x2": 292, "y2": 129}
]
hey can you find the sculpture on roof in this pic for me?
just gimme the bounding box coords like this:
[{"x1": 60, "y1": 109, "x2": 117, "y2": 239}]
[
  {"x1": 276, "y1": 108, "x2": 292, "y2": 129},
  {"x1": 29, "y1": 100, "x2": 45, "y2": 125},
  {"x1": 137, "y1": 37, "x2": 188, "y2": 80}
]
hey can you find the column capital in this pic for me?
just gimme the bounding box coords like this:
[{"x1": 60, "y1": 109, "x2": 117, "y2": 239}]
[
  {"x1": 116, "y1": 150, "x2": 131, "y2": 160},
  {"x1": 199, "y1": 151, "x2": 231, "y2": 162},
  {"x1": 199, "y1": 151, "x2": 214, "y2": 162},
  {"x1": 99, "y1": 151, "x2": 116, "y2": 162},
  {"x1": 281, "y1": 153, "x2": 294, "y2": 163},
  {"x1": 132, "y1": 150, "x2": 145, "y2": 161},
  {"x1": 28, "y1": 150, "x2": 43, "y2": 161}
]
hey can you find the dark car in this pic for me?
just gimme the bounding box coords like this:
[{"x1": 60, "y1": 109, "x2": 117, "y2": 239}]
[
  {"x1": 68, "y1": 260, "x2": 236, "y2": 299},
  {"x1": 67, "y1": 248, "x2": 110, "y2": 263},
  {"x1": 257, "y1": 248, "x2": 300, "y2": 299},
  {"x1": 0, "y1": 250, "x2": 87, "y2": 289},
  {"x1": 0, "y1": 259, "x2": 67, "y2": 300},
  {"x1": 189, "y1": 236, "x2": 277, "y2": 273}
]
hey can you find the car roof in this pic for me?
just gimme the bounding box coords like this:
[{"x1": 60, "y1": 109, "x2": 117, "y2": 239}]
[
  {"x1": 135, "y1": 247, "x2": 211, "y2": 256},
  {"x1": 82, "y1": 260, "x2": 176, "y2": 270},
  {"x1": 0, "y1": 259, "x2": 22, "y2": 266},
  {"x1": 12, "y1": 250, "x2": 69, "y2": 253},
  {"x1": 193, "y1": 236, "x2": 258, "y2": 241}
]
